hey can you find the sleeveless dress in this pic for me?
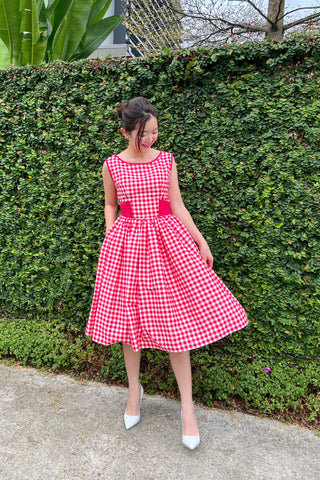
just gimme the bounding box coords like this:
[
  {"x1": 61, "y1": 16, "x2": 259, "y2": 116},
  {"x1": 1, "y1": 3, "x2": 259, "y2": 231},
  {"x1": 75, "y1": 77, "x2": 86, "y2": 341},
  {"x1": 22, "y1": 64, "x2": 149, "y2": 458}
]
[{"x1": 85, "y1": 151, "x2": 248, "y2": 352}]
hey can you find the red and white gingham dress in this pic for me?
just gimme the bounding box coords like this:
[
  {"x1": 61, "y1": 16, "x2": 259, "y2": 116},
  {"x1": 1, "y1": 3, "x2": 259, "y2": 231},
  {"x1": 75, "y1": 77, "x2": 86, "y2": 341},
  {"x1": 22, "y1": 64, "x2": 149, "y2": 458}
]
[{"x1": 85, "y1": 151, "x2": 248, "y2": 352}]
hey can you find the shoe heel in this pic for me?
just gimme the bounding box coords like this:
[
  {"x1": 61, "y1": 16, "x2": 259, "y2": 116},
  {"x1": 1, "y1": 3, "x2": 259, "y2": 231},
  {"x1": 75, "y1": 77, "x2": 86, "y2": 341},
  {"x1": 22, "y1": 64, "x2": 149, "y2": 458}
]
[{"x1": 124, "y1": 384, "x2": 143, "y2": 430}]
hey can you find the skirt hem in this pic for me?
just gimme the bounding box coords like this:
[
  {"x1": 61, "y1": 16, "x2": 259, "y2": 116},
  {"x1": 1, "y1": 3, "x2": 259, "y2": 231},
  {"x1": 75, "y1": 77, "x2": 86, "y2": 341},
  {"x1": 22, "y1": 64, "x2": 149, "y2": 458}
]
[{"x1": 85, "y1": 319, "x2": 248, "y2": 353}]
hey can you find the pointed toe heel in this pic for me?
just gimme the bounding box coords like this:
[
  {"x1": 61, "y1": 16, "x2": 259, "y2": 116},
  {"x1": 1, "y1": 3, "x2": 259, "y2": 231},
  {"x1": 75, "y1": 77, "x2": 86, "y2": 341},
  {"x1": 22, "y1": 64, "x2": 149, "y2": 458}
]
[
  {"x1": 181, "y1": 410, "x2": 200, "y2": 450},
  {"x1": 124, "y1": 384, "x2": 144, "y2": 430},
  {"x1": 182, "y1": 434, "x2": 200, "y2": 450},
  {"x1": 124, "y1": 412, "x2": 141, "y2": 430}
]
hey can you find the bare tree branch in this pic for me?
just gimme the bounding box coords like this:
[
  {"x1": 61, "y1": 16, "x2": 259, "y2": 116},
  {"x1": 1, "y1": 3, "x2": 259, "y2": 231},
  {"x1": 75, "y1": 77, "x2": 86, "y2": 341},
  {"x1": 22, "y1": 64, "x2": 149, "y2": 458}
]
[
  {"x1": 245, "y1": 0, "x2": 273, "y2": 25},
  {"x1": 284, "y1": 12, "x2": 320, "y2": 31},
  {"x1": 168, "y1": 1, "x2": 266, "y2": 29},
  {"x1": 275, "y1": 0, "x2": 285, "y2": 26},
  {"x1": 212, "y1": 16, "x2": 267, "y2": 33},
  {"x1": 280, "y1": 6, "x2": 320, "y2": 22}
]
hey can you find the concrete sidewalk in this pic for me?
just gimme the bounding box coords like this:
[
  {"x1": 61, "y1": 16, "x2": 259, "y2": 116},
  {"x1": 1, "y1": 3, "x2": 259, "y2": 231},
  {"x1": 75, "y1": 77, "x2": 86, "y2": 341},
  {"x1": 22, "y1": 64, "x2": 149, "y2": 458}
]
[{"x1": 0, "y1": 363, "x2": 319, "y2": 480}]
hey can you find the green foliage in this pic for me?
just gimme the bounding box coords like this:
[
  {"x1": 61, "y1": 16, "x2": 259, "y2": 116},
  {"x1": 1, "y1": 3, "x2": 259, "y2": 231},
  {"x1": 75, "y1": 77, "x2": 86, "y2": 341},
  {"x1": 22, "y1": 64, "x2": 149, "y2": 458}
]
[
  {"x1": 0, "y1": 0, "x2": 121, "y2": 68},
  {"x1": 0, "y1": 317, "x2": 92, "y2": 371},
  {"x1": 0, "y1": 36, "x2": 320, "y2": 418},
  {"x1": 234, "y1": 357, "x2": 320, "y2": 414},
  {"x1": 0, "y1": 317, "x2": 319, "y2": 424},
  {"x1": 100, "y1": 344, "x2": 127, "y2": 380},
  {"x1": 191, "y1": 345, "x2": 320, "y2": 422}
]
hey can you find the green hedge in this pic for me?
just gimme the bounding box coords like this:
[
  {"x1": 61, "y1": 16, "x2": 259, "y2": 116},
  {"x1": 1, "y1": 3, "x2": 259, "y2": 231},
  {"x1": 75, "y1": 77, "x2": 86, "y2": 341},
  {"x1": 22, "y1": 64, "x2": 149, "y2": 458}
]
[
  {"x1": 1, "y1": 317, "x2": 319, "y2": 421},
  {"x1": 1, "y1": 35, "x2": 320, "y2": 364}
]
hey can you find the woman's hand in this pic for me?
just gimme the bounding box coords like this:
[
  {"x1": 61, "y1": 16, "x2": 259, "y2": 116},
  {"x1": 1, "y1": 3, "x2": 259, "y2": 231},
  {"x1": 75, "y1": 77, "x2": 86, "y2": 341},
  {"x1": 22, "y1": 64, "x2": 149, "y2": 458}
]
[{"x1": 198, "y1": 240, "x2": 214, "y2": 269}]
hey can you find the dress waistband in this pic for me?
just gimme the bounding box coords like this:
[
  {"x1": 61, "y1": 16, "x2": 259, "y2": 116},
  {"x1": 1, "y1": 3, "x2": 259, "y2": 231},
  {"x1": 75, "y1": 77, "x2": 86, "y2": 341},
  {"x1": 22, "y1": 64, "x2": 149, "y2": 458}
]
[{"x1": 120, "y1": 200, "x2": 171, "y2": 218}]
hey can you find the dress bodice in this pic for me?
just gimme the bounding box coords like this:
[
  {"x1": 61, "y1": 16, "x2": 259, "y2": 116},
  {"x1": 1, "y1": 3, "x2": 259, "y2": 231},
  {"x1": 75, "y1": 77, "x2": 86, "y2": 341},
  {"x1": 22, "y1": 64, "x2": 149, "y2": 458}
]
[{"x1": 106, "y1": 151, "x2": 173, "y2": 219}]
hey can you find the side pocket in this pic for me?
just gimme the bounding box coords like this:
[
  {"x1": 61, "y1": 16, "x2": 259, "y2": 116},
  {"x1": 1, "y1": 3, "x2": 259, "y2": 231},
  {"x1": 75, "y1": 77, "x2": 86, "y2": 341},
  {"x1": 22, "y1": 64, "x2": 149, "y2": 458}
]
[{"x1": 105, "y1": 215, "x2": 121, "y2": 239}]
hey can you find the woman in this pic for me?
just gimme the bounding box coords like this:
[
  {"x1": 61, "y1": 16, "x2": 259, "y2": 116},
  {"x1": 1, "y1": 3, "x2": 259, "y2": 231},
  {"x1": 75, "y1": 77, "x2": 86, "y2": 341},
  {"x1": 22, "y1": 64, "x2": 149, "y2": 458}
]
[{"x1": 86, "y1": 96, "x2": 248, "y2": 450}]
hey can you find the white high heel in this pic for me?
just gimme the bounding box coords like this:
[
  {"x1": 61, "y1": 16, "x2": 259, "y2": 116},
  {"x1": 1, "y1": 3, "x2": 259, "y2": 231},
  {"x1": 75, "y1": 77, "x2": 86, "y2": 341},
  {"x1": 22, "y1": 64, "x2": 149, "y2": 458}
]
[
  {"x1": 181, "y1": 410, "x2": 200, "y2": 450},
  {"x1": 124, "y1": 384, "x2": 144, "y2": 430}
]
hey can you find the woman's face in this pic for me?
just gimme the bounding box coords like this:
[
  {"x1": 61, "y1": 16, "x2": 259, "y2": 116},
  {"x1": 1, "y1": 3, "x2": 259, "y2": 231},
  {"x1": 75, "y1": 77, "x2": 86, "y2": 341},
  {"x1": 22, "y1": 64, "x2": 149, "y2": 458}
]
[{"x1": 124, "y1": 115, "x2": 158, "y2": 152}]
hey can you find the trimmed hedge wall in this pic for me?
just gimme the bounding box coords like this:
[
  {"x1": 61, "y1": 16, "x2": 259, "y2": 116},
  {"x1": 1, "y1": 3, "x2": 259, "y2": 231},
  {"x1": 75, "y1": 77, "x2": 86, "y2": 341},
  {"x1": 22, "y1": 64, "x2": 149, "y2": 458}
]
[{"x1": 1, "y1": 35, "x2": 320, "y2": 364}]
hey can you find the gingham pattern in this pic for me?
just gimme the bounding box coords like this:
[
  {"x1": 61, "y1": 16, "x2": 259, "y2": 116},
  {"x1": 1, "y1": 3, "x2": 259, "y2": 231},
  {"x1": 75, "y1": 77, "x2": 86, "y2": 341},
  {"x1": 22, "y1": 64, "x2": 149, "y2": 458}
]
[{"x1": 85, "y1": 151, "x2": 248, "y2": 352}]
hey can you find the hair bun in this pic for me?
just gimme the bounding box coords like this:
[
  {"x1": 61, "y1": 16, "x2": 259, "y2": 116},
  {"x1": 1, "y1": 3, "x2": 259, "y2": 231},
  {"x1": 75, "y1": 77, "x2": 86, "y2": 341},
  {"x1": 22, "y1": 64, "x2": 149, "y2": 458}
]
[{"x1": 117, "y1": 103, "x2": 127, "y2": 119}]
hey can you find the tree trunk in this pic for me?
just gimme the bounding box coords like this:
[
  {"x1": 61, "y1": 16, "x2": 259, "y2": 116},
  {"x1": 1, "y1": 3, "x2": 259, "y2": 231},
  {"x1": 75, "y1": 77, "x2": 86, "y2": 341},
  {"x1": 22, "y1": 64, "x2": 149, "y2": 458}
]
[{"x1": 265, "y1": 0, "x2": 285, "y2": 40}]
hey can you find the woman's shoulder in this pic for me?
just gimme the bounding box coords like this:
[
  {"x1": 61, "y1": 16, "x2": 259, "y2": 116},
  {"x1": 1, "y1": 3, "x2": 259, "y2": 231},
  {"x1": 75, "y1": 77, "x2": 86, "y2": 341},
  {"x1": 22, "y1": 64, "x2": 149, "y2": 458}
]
[
  {"x1": 104, "y1": 153, "x2": 119, "y2": 165},
  {"x1": 160, "y1": 150, "x2": 173, "y2": 157},
  {"x1": 103, "y1": 154, "x2": 119, "y2": 179},
  {"x1": 160, "y1": 151, "x2": 175, "y2": 170}
]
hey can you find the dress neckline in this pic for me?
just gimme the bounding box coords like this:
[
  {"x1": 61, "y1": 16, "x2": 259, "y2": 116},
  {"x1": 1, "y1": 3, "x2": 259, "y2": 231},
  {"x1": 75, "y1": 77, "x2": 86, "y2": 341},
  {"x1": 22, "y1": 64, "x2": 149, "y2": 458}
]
[{"x1": 114, "y1": 151, "x2": 162, "y2": 165}]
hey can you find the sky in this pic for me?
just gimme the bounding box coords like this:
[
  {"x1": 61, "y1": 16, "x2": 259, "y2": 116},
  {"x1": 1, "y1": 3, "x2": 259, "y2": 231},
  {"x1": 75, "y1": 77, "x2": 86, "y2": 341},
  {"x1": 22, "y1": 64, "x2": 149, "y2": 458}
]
[
  {"x1": 280, "y1": 0, "x2": 319, "y2": 7},
  {"x1": 282, "y1": 0, "x2": 319, "y2": 5},
  {"x1": 263, "y1": 0, "x2": 320, "y2": 16}
]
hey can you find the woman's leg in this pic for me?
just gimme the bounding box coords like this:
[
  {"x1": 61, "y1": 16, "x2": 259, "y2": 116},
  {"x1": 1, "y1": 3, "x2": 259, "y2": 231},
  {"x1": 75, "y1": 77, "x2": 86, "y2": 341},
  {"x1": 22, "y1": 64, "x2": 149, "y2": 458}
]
[
  {"x1": 122, "y1": 343, "x2": 141, "y2": 416},
  {"x1": 169, "y1": 351, "x2": 199, "y2": 436}
]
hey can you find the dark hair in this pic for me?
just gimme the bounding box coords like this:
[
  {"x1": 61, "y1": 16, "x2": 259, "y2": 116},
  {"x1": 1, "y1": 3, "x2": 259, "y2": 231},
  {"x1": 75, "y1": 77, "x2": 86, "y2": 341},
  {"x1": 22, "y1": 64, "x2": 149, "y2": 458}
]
[{"x1": 117, "y1": 97, "x2": 158, "y2": 150}]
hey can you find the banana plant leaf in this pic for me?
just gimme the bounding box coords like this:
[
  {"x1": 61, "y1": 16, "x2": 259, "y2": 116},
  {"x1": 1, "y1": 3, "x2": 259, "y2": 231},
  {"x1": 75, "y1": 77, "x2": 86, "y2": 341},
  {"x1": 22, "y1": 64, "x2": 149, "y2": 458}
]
[
  {"x1": 20, "y1": 0, "x2": 47, "y2": 65},
  {"x1": 72, "y1": 14, "x2": 122, "y2": 60},
  {"x1": 0, "y1": 0, "x2": 22, "y2": 64},
  {"x1": 88, "y1": 0, "x2": 112, "y2": 27},
  {"x1": 0, "y1": 37, "x2": 10, "y2": 68},
  {"x1": 50, "y1": 0, "x2": 92, "y2": 61}
]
